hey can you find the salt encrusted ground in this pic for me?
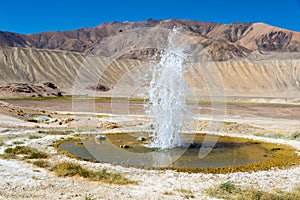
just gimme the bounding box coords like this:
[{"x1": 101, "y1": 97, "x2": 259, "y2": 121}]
[{"x1": 0, "y1": 100, "x2": 300, "y2": 200}]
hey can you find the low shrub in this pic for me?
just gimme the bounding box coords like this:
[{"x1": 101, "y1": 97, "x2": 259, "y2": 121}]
[
  {"x1": 220, "y1": 181, "x2": 237, "y2": 193},
  {"x1": 52, "y1": 161, "x2": 134, "y2": 185},
  {"x1": 32, "y1": 160, "x2": 51, "y2": 169},
  {"x1": 29, "y1": 135, "x2": 42, "y2": 139},
  {"x1": 3, "y1": 146, "x2": 49, "y2": 159},
  {"x1": 175, "y1": 188, "x2": 195, "y2": 199},
  {"x1": 26, "y1": 151, "x2": 48, "y2": 159},
  {"x1": 290, "y1": 131, "x2": 300, "y2": 140},
  {"x1": 207, "y1": 182, "x2": 300, "y2": 200},
  {"x1": 38, "y1": 130, "x2": 73, "y2": 135},
  {"x1": 12, "y1": 141, "x2": 25, "y2": 145},
  {"x1": 5, "y1": 146, "x2": 33, "y2": 154}
]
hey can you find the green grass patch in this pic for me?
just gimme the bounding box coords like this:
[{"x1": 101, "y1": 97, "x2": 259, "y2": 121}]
[
  {"x1": 290, "y1": 131, "x2": 300, "y2": 140},
  {"x1": 38, "y1": 130, "x2": 74, "y2": 135},
  {"x1": 0, "y1": 153, "x2": 16, "y2": 159},
  {"x1": 85, "y1": 196, "x2": 96, "y2": 200},
  {"x1": 52, "y1": 161, "x2": 135, "y2": 185},
  {"x1": 3, "y1": 146, "x2": 49, "y2": 159},
  {"x1": 5, "y1": 146, "x2": 33, "y2": 154},
  {"x1": 71, "y1": 96, "x2": 146, "y2": 104},
  {"x1": 224, "y1": 121, "x2": 237, "y2": 126},
  {"x1": 26, "y1": 151, "x2": 48, "y2": 159},
  {"x1": 0, "y1": 140, "x2": 4, "y2": 146},
  {"x1": 163, "y1": 191, "x2": 174, "y2": 195},
  {"x1": 39, "y1": 130, "x2": 73, "y2": 135},
  {"x1": 28, "y1": 134, "x2": 43, "y2": 139},
  {"x1": 32, "y1": 160, "x2": 51, "y2": 169},
  {"x1": 254, "y1": 132, "x2": 285, "y2": 139},
  {"x1": 207, "y1": 182, "x2": 300, "y2": 200},
  {"x1": 0, "y1": 96, "x2": 72, "y2": 101},
  {"x1": 254, "y1": 131, "x2": 300, "y2": 140},
  {"x1": 220, "y1": 181, "x2": 237, "y2": 193},
  {"x1": 12, "y1": 141, "x2": 25, "y2": 145},
  {"x1": 2, "y1": 145, "x2": 133, "y2": 185},
  {"x1": 175, "y1": 188, "x2": 195, "y2": 199}
]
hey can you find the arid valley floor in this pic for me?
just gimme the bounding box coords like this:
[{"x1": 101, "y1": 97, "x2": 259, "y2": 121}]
[{"x1": 0, "y1": 98, "x2": 300, "y2": 200}]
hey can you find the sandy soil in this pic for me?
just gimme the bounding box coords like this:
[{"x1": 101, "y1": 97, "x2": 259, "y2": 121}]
[{"x1": 0, "y1": 99, "x2": 300, "y2": 200}]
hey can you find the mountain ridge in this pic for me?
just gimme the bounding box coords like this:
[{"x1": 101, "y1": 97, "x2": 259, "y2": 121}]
[
  {"x1": 0, "y1": 19, "x2": 299, "y2": 99},
  {"x1": 1, "y1": 19, "x2": 300, "y2": 61}
]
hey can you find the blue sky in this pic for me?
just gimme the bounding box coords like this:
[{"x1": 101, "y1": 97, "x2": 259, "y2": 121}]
[{"x1": 1, "y1": 0, "x2": 300, "y2": 34}]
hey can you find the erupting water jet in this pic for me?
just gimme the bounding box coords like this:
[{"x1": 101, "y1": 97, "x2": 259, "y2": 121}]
[{"x1": 146, "y1": 28, "x2": 191, "y2": 149}]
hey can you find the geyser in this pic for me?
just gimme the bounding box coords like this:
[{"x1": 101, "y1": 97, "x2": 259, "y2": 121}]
[{"x1": 146, "y1": 28, "x2": 191, "y2": 149}]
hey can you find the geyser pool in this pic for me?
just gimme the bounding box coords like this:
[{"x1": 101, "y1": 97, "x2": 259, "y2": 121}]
[{"x1": 56, "y1": 132, "x2": 299, "y2": 173}]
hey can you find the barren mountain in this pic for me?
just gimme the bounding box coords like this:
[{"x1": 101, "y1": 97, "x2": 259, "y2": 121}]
[
  {"x1": 1, "y1": 19, "x2": 300, "y2": 61},
  {"x1": 0, "y1": 19, "x2": 300, "y2": 100},
  {"x1": 0, "y1": 46, "x2": 299, "y2": 99}
]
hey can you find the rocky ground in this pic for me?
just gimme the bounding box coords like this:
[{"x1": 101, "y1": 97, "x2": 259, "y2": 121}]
[
  {"x1": 0, "y1": 82, "x2": 63, "y2": 98},
  {"x1": 0, "y1": 99, "x2": 300, "y2": 200}
]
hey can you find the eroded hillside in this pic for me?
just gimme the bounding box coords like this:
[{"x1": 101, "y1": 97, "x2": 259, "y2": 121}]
[{"x1": 0, "y1": 46, "x2": 299, "y2": 99}]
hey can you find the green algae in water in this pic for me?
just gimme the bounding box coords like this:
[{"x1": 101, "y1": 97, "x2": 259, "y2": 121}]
[{"x1": 56, "y1": 133, "x2": 297, "y2": 173}]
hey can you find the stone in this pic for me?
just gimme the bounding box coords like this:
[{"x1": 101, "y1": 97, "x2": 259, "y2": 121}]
[
  {"x1": 136, "y1": 136, "x2": 147, "y2": 141},
  {"x1": 119, "y1": 145, "x2": 130, "y2": 149},
  {"x1": 95, "y1": 135, "x2": 106, "y2": 141}
]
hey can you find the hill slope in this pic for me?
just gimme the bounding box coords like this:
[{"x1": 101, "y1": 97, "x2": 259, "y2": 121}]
[{"x1": 0, "y1": 46, "x2": 299, "y2": 99}]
